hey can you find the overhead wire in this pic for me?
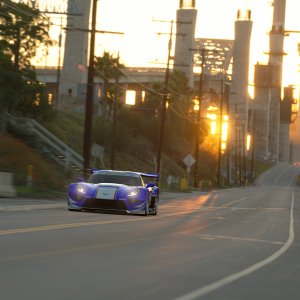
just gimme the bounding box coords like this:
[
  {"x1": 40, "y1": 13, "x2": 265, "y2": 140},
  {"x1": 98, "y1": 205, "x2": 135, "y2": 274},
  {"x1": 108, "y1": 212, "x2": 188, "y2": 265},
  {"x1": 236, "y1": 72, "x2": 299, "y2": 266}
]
[
  {"x1": 0, "y1": 2, "x2": 208, "y2": 124},
  {"x1": 94, "y1": 46, "x2": 166, "y2": 96},
  {"x1": 1, "y1": 3, "x2": 188, "y2": 100},
  {"x1": 93, "y1": 52, "x2": 200, "y2": 123},
  {"x1": 3, "y1": 0, "x2": 39, "y2": 18},
  {"x1": 93, "y1": 46, "x2": 205, "y2": 123}
]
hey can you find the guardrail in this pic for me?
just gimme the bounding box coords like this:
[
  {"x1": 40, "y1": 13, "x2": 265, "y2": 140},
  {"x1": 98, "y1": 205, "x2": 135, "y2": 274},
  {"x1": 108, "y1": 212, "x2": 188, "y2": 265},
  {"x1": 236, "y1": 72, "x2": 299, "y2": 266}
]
[{"x1": 3, "y1": 113, "x2": 83, "y2": 172}]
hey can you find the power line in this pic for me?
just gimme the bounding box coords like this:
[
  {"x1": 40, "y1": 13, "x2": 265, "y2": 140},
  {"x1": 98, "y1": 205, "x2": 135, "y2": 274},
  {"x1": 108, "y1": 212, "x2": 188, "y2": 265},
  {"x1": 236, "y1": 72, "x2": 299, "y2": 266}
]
[
  {"x1": 93, "y1": 47, "x2": 166, "y2": 96},
  {"x1": 2, "y1": 0, "x2": 46, "y2": 20}
]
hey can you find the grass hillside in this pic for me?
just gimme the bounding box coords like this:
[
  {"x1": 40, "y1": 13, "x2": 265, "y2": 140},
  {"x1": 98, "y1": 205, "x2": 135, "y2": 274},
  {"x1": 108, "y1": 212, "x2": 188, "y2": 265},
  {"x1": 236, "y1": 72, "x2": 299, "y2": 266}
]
[
  {"x1": 40, "y1": 111, "x2": 186, "y2": 187},
  {"x1": 0, "y1": 111, "x2": 271, "y2": 197},
  {"x1": 0, "y1": 133, "x2": 68, "y2": 196},
  {"x1": 0, "y1": 110, "x2": 187, "y2": 197},
  {"x1": 40, "y1": 111, "x2": 84, "y2": 154}
]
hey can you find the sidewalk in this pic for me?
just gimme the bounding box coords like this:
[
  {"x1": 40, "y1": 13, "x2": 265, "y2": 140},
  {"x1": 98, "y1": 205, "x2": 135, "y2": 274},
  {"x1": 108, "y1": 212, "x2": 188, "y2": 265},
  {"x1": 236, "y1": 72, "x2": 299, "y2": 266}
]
[{"x1": 0, "y1": 197, "x2": 65, "y2": 213}]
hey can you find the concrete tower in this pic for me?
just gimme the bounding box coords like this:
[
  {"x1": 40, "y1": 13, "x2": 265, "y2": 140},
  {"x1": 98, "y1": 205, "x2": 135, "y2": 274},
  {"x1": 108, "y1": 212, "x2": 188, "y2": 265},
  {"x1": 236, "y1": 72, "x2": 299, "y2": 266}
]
[
  {"x1": 228, "y1": 10, "x2": 253, "y2": 150},
  {"x1": 59, "y1": 0, "x2": 92, "y2": 110},
  {"x1": 268, "y1": 0, "x2": 286, "y2": 162},
  {"x1": 173, "y1": 0, "x2": 197, "y2": 87}
]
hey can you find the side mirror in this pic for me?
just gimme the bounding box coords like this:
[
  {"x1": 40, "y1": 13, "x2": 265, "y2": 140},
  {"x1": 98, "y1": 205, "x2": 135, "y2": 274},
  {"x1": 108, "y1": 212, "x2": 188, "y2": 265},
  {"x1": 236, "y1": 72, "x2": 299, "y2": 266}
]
[
  {"x1": 145, "y1": 182, "x2": 155, "y2": 188},
  {"x1": 77, "y1": 177, "x2": 84, "y2": 183}
]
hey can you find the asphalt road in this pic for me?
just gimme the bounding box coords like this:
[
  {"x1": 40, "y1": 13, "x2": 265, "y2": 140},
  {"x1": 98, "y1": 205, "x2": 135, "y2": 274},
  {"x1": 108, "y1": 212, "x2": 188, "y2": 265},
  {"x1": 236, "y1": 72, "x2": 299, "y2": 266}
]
[{"x1": 1, "y1": 163, "x2": 300, "y2": 300}]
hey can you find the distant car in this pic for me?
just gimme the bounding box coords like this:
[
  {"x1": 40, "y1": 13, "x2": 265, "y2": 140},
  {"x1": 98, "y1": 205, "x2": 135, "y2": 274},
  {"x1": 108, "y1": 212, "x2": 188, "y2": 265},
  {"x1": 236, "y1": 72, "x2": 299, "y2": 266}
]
[{"x1": 68, "y1": 170, "x2": 159, "y2": 215}]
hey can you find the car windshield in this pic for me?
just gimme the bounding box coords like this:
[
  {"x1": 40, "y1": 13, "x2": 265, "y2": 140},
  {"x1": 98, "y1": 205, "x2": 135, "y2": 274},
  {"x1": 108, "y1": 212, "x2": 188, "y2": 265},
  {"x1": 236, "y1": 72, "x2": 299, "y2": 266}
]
[{"x1": 87, "y1": 173, "x2": 143, "y2": 187}]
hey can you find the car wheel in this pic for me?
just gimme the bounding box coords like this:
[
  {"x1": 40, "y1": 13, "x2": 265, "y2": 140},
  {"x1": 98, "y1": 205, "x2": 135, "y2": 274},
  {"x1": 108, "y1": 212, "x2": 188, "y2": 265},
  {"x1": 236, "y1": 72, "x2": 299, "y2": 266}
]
[
  {"x1": 144, "y1": 194, "x2": 150, "y2": 216},
  {"x1": 68, "y1": 208, "x2": 81, "y2": 212},
  {"x1": 153, "y1": 196, "x2": 159, "y2": 215}
]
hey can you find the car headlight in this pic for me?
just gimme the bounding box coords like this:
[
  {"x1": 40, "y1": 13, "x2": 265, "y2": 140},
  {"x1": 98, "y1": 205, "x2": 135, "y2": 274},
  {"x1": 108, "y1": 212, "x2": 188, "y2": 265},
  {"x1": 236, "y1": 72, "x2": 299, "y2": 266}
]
[
  {"x1": 77, "y1": 185, "x2": 86, "y2": 194},
  {"x1": 128, "y1": 190, "x2": 139, "y2": 197}
]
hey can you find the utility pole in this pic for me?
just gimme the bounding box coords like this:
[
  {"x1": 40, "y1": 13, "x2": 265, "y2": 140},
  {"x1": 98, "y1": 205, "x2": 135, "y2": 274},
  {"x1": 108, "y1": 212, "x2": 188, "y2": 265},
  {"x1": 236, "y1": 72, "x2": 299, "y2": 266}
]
[
  {"x1": 155, "y1": 20, "x2": 173, "y2": 176},
  {"x1": 55, "y1": 17, "x2": 63, "y2": 110},
  {"x1": 250, "y1": 110, "x2": 256, "y2": 181},
  {"x1": 234, "y1": 104, "x2": 238, "y2": 184},
  {"x1": 224, "y1": 82, "x2": 231, "y2": 186},
  {"x1": 79, "y1": 2, "x2": 123, "y2": 178},
  {"x1": 83, "y1": 0, "x2": 97, "y2": 179},
  {"x1": 217, "y1": 80, "x2": 224, "y2": 186},
  {"x1": 111, "y1": 53, "x2": 120, "y2": 170},
  {"x1": 153, "y1": 19, "x2": 192, "y2": 178},
  {"x1": 153, "y1": 18, "x2": 192, "y2": 178},
  {"x1": 193, "y1": 48, "x2": 204, "y2": 188},
  {"x1": 242, "y1": 123, "x2": 247, "y2": 185},
  {"x1": 238, "y1": 126, "x2": 242, "y2": 185},
  {"x1": 190, "y1": 48, "x2": 217, "y2": 188}
]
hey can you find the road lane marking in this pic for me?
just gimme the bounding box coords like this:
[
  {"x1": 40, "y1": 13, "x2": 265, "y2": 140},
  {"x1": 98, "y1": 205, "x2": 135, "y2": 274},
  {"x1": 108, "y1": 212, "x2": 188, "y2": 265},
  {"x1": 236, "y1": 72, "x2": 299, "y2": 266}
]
[
  {"x1": 0, "y1": 207, "x2": 215, "y2": 236},
  {"x1": 273, "y1": 165, "x2": 291, "y2": 186},
  {"x1": 0, "y1": 237, "x2": 151, "y2": 263},
  {"x1": 174, "y1": 189, "x2": 295, "y2": 300},
  {"x1": 288, "y1": 176, "x2": 296, "y2": 187},
  {"x1": 0, "y1": 203, "x2": 286, "y2": 236},
  {"x1": 256, "y1": 167, "x2": 273, "y2": 185},
  {"x1": 220, "y1": 197, "x2": 246, "y2": 208},
  {"x1": 178, "y1": 232, "x2": 285, "y2": 245},
  {"x1": 230, "y1": 207, "x2": 286, "y2": 211},
  {"x1": 0, "y1": 204, "x2": 65, "y2": 212},
  {"x1": 288, "y1": 169, "x2": 300, "y2": 187}
]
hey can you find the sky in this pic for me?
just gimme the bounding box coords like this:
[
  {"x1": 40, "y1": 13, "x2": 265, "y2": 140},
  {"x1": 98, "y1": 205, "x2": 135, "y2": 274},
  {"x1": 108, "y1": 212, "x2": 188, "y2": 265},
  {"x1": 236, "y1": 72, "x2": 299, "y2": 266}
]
[{"x1": 42, "y1": 0, "x2": 300, "y2": 90}]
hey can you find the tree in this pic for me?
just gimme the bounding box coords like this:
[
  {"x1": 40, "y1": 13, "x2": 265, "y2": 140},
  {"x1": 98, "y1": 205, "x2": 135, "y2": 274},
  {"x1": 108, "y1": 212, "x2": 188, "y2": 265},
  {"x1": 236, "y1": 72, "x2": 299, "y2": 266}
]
[
  {"x1": 0, "y1": 0, "x2": 53, "y2": 117},
  {"x1": 94, "y1": 51, "x2": 125, "y2": 114},
  {"x1": 94, "y1": 51, "x2": 125, "y2": 168},
  {"x1": 0, "y1": 0, "x2": 52, "y2": 69},
  {"x1": 0, "y1": 42, "x2": 22, "y2": 113},
  {"x1": 144, "y1": 70, "x2": 195, "y2": 158}
]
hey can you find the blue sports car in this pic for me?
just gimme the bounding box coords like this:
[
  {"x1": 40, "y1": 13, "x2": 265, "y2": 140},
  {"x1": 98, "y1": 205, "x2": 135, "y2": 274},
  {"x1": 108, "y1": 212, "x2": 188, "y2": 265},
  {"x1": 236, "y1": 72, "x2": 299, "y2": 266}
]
[{"x1": 68, "y1": 170, "x2": 159, "y2": 215}]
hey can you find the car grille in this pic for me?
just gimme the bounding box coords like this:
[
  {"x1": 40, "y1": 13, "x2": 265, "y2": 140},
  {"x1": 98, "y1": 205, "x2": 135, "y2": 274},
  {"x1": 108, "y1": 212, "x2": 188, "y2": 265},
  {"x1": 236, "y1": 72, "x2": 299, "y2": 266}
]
[{"x1": 83, "y1": 198, "x2": 127, "y2": 211}]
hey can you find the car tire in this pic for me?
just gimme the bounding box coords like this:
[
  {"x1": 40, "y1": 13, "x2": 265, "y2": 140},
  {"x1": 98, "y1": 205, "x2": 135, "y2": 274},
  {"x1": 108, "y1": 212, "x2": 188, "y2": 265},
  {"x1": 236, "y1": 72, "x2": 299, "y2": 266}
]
[
  {"x1": 68, "y1": 208, "x2": 81, "y2": 212},
  {"x1": 144, "y1": 194, "x2": 150, "y2": 216},
  {"x1": 153, "y1": 196, "x2": 159, "y2": 215}
]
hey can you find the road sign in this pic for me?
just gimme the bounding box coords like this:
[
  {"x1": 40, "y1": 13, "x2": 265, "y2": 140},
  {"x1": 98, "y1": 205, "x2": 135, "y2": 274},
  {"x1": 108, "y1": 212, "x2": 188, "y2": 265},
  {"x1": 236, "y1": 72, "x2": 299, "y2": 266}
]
[{"x1": 183, "y1": 154, "x2": 196, "y2": 167}]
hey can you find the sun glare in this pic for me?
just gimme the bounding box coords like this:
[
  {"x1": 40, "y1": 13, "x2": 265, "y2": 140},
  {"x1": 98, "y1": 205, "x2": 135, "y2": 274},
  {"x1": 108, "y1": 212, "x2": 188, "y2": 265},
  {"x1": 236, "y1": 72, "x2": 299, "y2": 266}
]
[{"x1": 30, "y1": 0, "x2": 300, "y2": 93}]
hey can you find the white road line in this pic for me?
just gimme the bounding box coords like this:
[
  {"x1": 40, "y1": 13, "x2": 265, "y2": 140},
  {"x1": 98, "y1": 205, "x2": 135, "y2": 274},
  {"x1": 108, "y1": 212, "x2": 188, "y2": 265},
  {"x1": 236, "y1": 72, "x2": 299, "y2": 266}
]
[
  {"x1": 273, "y1": 165, "x2": 291, "y2": 186},
  {"x1": 288, "y1": 177, "x2": 295, "y2": 187},
  {"x1": 174, "y1": 190, "x2": 295, "y2": 300},
  {"x1": 221, "y1": 197, "x2": 246, "y2": 208},
  {"x1": 256, "y1": 167, "x2": 273, "y2": 185},
  {"x1": 230, "y1": 207, "x2": 286, "y2": 211},
  {"x1": 288, "y1": 171, "x2": 299, "y2": 187},
  {"x1": 178, "y1": 232, "x2": 285, "y2": 245}
]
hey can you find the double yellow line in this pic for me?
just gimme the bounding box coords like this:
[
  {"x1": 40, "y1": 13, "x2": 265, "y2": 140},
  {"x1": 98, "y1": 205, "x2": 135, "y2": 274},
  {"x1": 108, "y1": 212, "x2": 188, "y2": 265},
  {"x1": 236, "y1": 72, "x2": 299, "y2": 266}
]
[
  {"x1": 0, "y1": 218, "x2": 141, "y2": 235},
  {"x1": 0, "y1": 206, "x2": 215, "y2": 236}
]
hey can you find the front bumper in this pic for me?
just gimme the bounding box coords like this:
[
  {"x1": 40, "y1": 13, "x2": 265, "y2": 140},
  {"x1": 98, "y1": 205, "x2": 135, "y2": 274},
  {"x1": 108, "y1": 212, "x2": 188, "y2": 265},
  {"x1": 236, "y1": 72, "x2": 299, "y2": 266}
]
[{"x1": 68, "y1": 196, "x2": 146, "y2": 214}]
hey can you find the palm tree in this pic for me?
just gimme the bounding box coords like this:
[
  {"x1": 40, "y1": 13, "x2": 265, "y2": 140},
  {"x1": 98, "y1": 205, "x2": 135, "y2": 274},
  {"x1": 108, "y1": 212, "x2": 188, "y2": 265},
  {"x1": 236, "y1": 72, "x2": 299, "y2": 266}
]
[
  {"x1": 94, "y1": 51, "x2": 124, "y2": 115},
  {"x1": 94, "y1": 51, "x2": 125, "y2": 168}
]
